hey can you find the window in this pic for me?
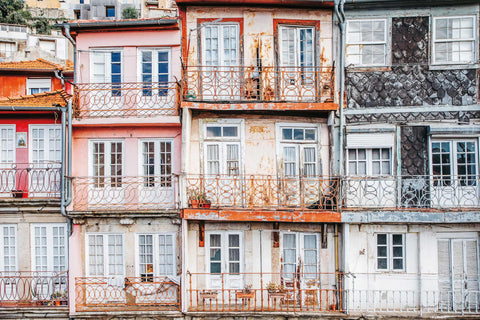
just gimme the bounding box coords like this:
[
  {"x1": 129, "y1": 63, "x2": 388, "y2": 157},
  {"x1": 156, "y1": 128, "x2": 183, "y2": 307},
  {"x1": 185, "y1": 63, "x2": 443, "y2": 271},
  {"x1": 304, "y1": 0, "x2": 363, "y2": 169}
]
[
  {"x1": 38, "y1": 39, "x2": 56, "y2": 56},
  {"x1": 376, "y1": 233, "x2": 404, "y2": 271},
  {"x1": 137, "y1": 234, "x2": 175, "y2": 281},
  {"x1": 141, "y1": 140, "x2": 172, "y2": 187},
  {"x1": 26, "y1": 78, "x2": 51, "y2": 95},
  {"x1": 91, "y1": 50, "x2": 122, "y2": 95},
  {"x1": 30, "y1": 125, "x2": 61, "y2": 164},
  {"x1": 0, "y1": 225, "x2": 17, "y2": 272},
  {"x1": 433, "y1": 16, "x2": 476, "y2": 64},
  {"x1": 0, "y1": 125, "x2": 15, "y2": 164},
  {"x1": 139, "y1": 49, "x2": 170, "y2": 96},
  {"x1": 31, "y1": 224, "x2": 67, "y2": 272},
  {"x1": 91, "y1": 141, "x2": 123, "y2": 188},
  {"x1": 431, "y1": 140, "x2": 477, "y2": 186},
  {"x1": 204, "y1": 122, "x2": 241, "y2": 175},
  {"x1": 87, "y1": 234, "x2": 123, "y2": 276},
  {"x1": 282, "y1": 233, "x2": 319, "y2": 278},
  {"x1": 0, "y1": 41, "x2": 16, "y2": 58},
  {"x1": 207, "y1": 232, "x2": 241, "y2": 274},
  {"x1": 346, "y1": 19, "x2": 387, "y2": 66},
  {"x1": 279, "y1": 26, "x2": 314, "y2": 68},
  {"x1": 202, "y1": 23, "x2": 239, "y2": 66},
  {"x1": 348, "y1": 148, "x2": 392, "y2": 176},
  {"x1": 278, "y1": 125, "x2": 319, "y2": 176},
  {"x1": 106, "y1": 6, "x2": 115, "y2": 18},
  {"x1": 74, "y1": 10, "x2": 81, "y2": 19}
]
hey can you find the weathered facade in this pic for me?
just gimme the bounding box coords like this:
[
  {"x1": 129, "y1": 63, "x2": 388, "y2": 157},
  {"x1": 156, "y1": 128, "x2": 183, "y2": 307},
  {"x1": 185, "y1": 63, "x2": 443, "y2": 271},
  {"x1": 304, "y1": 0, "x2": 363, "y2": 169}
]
[{"x1": 341, "y1": 0, "x2": 480, "y2": 316}]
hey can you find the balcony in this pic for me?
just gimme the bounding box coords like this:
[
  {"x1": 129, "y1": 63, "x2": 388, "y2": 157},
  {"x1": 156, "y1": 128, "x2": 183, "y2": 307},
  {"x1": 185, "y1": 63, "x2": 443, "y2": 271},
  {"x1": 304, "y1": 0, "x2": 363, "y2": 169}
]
[
  {"x1": 75, "y1": 276, "x2": 180, "y2": 312},
  {"x1": 0, "y1": 271, "x2": 68, "y2": 307},
  {"x1": 187, "y1": 272, "x2": 344, "y2": 313},
  {"x1": 73, "y1": 82, "x2": 179, "y2": 119},
  {"x1": 184, "y1": 175, "x2": 339, "y2": 222},
  {"x1": 183, "y1": 66, "x2": 335, "y2": 106},
  {"x1": 343, "y1": 175, "x2": 480, "y2": 211},
  {"x1": 0, "y1": 163, "x2": 61, "y2": 200},
  {"x1": 72, "y1": 175, "x2": 178, "y2": 212}
]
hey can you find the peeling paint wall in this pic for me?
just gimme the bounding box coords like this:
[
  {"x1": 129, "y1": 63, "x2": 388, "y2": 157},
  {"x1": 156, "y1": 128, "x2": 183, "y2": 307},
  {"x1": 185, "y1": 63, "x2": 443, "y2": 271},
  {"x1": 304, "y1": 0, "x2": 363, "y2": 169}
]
[{"x1": 184, "y1": 6, "x2": 333, "y2": 68}]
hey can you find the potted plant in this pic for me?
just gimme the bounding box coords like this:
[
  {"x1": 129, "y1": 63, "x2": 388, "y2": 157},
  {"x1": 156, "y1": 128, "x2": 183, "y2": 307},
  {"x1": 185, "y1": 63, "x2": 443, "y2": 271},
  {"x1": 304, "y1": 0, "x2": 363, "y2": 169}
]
[
  {"x1": 189, "y1": 190, "x2": 201, "y2": 208},
  {"x1": 11, "y1": 189, "x2": 25, "y2": 198},
  {"x1": 236, "y1": 284, "x2": 255, "y2": 299},
  {"x1": 266, "y1": 281, "x2": 286, "y2": 299},
  {"x1": 51, "y1": 291, "x2": 67, "y2": 306},
  {"x1": 199, "y1": 194, "x2": 212, "y2": 208}
]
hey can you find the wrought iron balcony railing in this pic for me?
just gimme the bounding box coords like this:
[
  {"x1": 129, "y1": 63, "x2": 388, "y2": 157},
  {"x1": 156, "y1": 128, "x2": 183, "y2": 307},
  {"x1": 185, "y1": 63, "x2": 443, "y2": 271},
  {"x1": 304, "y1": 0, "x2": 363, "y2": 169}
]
[
  {"x1": 72, "y1": 175, "x2": 178, "y2": 212},
  {"x1": 343, "y1": 175, "x2": 480, "y2": 210},
  {"x1": 183, "y1": 66, "x2": 334, "y2": 103},
  {"x1": 0, "y1": 271, "x2": 68, "y2": 307},
  {"x1": 73, "y1": 82, "x2": 179, "y2": 119},
  {"x1": 0, "y1": 163, "x2": 61, "y2": 199},
  {"x1": 185, "y1": 175, "x2": 339, "y2": 211},
  {"x1": 187, "y1": 272, "x2": 344, "y2": 312},
  {"x1": 75, "y1": 276, "x2": 180, "y2": 311}
]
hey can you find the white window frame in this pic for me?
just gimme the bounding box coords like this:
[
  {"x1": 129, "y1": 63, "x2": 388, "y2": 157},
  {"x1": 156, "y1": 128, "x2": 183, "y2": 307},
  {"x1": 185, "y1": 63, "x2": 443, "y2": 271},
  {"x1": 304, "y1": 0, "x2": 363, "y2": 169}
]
[
  {"x1": 347, "y1": 147, "x2": 392, "y2": 176},
  {"x1": 135, "y1": 233, "x2": 176, "y2": 279},
  {"x1": 38, "y1": 39, "x2": 56, "y2": 56},
  {"x1": 432, "y1": 15, "x2": 477, "y2": 65},
  {"x1": 30, "y1": 223, "x2": 68, "y2": 272},
  {"x1": 0, "y1": 41, "x2": 17, "y2": 58},
  {"x1": 201, "y1": 23, "x2": 240, "y2": 66},
  {"x1": 346, "y1": 18, "x2": 388, "y2": 67},
  {"x1": 278, "y1": 25, "x2": 315, "y2": 68},
  {"x1": 281, "y1": 232, "x2": 320, "y2": 279},
  {"x1": 205, "y1": 231, "x2": 243, "y2": 274},
  {"x1": 376, "y1": 233, "x2": 405, "y2": 272},
  {"x1": 276, "y1": 123, "x2": 321, "y2": 177},
  {"x1": 430, "y1": 139, "x2": 478, "y2": 185},
  {"x1": 138, "y1": 139, "x2": 174, "y2": 186},
  {"x1": 0, "y1": 224, "x2": 17, "y2": 272},
  {"x1": 88, "y1": 139, "x2": 125, "y2": 188},
  {"x1": 26, "y1": 78, "x2": 51, "y2": 95},
  {"x1": 29, "y1": 124, "x2": 62, "y2": 165},
  {"x1": 200, "y1": 119, "x2": 244, "y2": 175},
  {"x1": 137, "y1": 48, "x2": 172, "y2": 83},
  {"x1": 0, "y1": 125, "x2": 15, "y2": 164},
  {"x1": 89, "y1": 48, "x2": 123, "y2": 83},
  {"x1": 85, "y1": 233, "x2": 125, "y2": 277}
]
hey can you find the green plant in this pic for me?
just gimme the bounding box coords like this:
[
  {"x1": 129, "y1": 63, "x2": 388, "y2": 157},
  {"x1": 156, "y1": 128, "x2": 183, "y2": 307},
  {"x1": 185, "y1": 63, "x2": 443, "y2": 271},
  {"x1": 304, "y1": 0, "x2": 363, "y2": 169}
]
[
  {"x1": 266, "y1": 281, "x2": 284, "y2": 293},
  {"x1": 242, "y1": 284, "x2": 252, "y2": 294},
  {"x1": 50, "y1": 290, "x2": 66, "y2": 300},
  {"x1": 0, "y1": 0, "x2": 31, "y2": 24},
  {"x1": 121, "y1": 7, "x2": 138, "y2": 19}
]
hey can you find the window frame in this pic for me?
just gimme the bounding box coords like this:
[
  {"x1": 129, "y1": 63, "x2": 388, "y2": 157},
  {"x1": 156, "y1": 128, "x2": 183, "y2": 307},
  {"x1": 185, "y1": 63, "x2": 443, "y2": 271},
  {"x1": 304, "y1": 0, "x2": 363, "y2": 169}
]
[
  {"x1": 85, "y1": 233, "x2": 125, "y2": 277},
  {"x1": 346, "y1": 18, "x2": 389, "y2": 67},
  {"x1": 138, "y1": 138, "x2": 174, "y2": 187},
  {"x1": 26, "y1": 78, "x2": 51, "y2": 95},
  {"x1": 88, "y1": 139, "x2": 125, "y2": 188},
  {"x1": 89, "y1": 48, "x2": 123, "y2": 84},
  {"x1": 0, "y1": 224, "x2": 17, "y2": 272},
  {"x1": 375, "y1": 233, "x2": 405, "y2": 272},
  {"x1": 432, "y1": 15, "x2": 477, "y2": 65},
  {"x1": 278, "y1": 25, "x2": 316, "y2": 68},
  {"x1": 281, "y1": 232, "x2": 320, "y2": 279},
  {"x1": 137, "y1": 48, "x2": 172, "y2": 96},
  {"x1": 347, "y1": 147, "x2": 393, "y2": 176},
  {"x1": 0, "y1": 125, "x2": 15, "y2": 164},
  {"x1": 30, "y1": 223, "x2": 68, "y2": 272},
  {"x1": 205, "y1": 231, "x2": 243, "y2": 275},
  {"x1": 28, "y1": 124, "x2": 62, "y2": 165},
  {"x1": 135, "y1": 232, "x2": 176, "y2": 280},
  {"x1": 200, "y1": 22, "x2": 240, "y2": 66}
]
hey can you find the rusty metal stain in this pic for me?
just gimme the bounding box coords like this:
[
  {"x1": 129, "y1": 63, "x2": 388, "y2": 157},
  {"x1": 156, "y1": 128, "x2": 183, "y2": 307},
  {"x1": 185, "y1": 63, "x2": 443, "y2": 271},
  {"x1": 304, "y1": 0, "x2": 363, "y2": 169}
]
[{"x1": 249, "y1": 125, "x2": 268, "y2": 134}]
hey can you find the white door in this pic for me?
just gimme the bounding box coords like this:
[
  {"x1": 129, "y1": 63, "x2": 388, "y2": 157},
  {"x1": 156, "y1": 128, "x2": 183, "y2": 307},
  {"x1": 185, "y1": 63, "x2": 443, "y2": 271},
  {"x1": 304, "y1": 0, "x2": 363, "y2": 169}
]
[
  {"x1": 279, "y1": 26, "x2": 316, "y2": 101},
  {"x1": 201, "y1": 24, "x2": 240, "y2": 101},
  {"x1": 206, "y1": 232, "x2": 243, "y2": 291},
  {"x1": 431, "y1": 141, "x2": 479, "y2": 208},
  {"x1": 140, "y1": 140, "x2": 174, "y2": 209},
  {"x1": 438, "y1": 238, "x2": 479, "y2": 312},
  {"x1": 30, "y1": 125, "x2": 61, "y2": 197},
  {"x1": 0, "y1": 126, "x2": 15, "y2": 197},
  {"x1": 0, "y1": 225, "x2": 17, "y2": 301},
  {"x1": 89, "y1": 141, "x2": 125, "y2": 209},
  {"x1": 88, "y1": 50, "x2": 123, "y2": 117}
]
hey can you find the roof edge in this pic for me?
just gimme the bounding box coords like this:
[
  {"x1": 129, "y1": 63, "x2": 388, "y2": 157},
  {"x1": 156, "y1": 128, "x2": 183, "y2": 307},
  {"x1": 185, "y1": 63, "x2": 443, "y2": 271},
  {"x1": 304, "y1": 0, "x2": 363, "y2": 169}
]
[{"x1": 57, "y1": 18, "x2": 178, "y2": 30}]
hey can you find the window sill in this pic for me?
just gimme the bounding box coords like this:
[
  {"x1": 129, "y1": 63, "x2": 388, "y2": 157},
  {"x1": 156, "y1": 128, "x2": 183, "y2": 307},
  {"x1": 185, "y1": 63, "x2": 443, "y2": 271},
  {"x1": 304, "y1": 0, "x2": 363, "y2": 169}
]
[
  {"x1": 429, "y1": 63, "x2": 479, "y2": 71},
  {"x1": 346, "y1": 66, "x2": 392, "y2": 72}
]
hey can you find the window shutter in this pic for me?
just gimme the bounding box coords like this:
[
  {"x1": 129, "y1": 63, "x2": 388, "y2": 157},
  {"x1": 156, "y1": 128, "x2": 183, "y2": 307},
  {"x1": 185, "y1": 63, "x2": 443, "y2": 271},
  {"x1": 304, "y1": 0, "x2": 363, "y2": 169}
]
[{"x1": 0, "y1": 126, "x2": 15, "y2": 164}]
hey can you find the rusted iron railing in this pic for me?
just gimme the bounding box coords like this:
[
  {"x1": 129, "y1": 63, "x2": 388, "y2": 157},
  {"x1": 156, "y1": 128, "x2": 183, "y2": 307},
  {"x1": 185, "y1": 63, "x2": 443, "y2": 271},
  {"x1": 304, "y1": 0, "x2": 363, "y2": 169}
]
[
  {"x1": 75, "y1": 276, "x2": 180, "y2": 311},
  {"x1": 0, "y1": 271, "x2": 68, "y2": 307},
  {"x1": 73, "y1": 82, "x2": 179, "y2": 118},
  {"x1": 187, "y1": 272, "x2": 344, "y2": 312},
  {"x1": 0, "y1": 163, "x2": 61, "y2": 199},
  {"x1": 183, "y1": 66, "x2": 334, "y2": 102},
  {"x1": 72, "y1": 175, "x2": 178, "y2": 212},
  {"x1": 343, "y1": 175, "x2": 480, "y2": 210},
  {"x1": 185, "y1": 175, "x2": 339, "y2": 210}
]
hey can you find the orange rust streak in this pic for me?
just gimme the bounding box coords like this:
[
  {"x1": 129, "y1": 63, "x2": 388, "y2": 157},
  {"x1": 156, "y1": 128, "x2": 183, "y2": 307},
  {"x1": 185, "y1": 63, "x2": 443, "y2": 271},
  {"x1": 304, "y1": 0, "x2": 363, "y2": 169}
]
[
  {"x1": 181, "y1": 101, "x2": 338, "y2": 111},
  {"x1": 182, "y1": 209, "x2": 341, "y2": 223}
]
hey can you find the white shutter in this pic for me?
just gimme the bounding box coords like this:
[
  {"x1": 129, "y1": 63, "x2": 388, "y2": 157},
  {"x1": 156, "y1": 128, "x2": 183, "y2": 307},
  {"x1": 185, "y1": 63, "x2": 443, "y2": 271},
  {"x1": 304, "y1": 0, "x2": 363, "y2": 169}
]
[
  {"x1": 0, "y1": 225, "x2": 17, "y2": 272},
  {"x1": 0, "y1": 126, "x2": 15, "y2": 164},
  {"x1": 92, "y1": 51, "x2": 108, "y2": 83},
  {"x1": 346, "y1": 133, "x2": 394, "y2": 148}
]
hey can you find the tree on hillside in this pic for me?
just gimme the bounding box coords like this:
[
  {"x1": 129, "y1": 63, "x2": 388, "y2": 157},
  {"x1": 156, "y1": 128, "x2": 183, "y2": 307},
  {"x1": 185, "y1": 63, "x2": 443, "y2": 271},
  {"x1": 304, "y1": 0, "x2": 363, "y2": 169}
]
[
  {"x1": 122, "y1": 7, "x2": 139, "y2": 19},
  {"x1": 0, "y1": 0, "x2": 31, "y2": 25}
]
